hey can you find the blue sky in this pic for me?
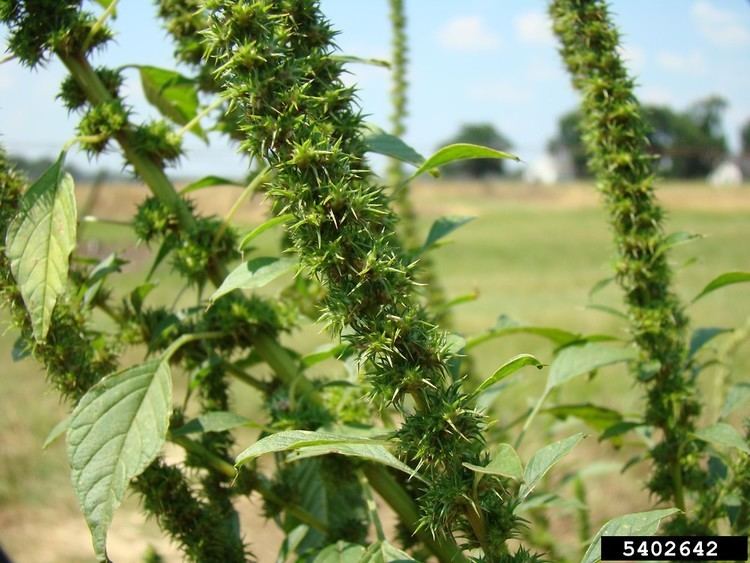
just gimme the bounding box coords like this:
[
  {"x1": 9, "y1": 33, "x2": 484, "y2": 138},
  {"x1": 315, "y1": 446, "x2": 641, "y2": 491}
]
[{"x1": 1, "y1": 0, "x2": 749, "y2": 178}]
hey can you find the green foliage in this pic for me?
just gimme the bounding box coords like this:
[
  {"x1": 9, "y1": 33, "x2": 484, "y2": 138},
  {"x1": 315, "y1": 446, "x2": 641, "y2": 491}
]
[
  {"x1": 209, "y1": 256, "x2": 296, "y2": 304},
  {"x1": 5, "y1": 153, "x2": 77, "y2": 341},
  {"x1": 137, "y1": 65, "x2": 206, "y2": 140},
  {"x1": 438, "y1": 124, "x2": 514, "y2": 178},
  {"x1": 68, "y1": 360, "x2": 172, "y2": 559}
]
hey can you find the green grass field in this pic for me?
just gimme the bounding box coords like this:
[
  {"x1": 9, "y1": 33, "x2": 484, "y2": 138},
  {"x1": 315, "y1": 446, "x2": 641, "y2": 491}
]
[{"x1": 1, "y1": 182, "x2": 748, "y2": 562}]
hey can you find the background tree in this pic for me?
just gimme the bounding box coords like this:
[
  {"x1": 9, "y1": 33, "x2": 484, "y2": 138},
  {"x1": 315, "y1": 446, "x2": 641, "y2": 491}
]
[
  {"x1": 549, "y1": 96, "x2": 729, "y2": 179},
  {"x1": 547, "y1": 109, "x2": 589, "y2": 178},
  {"x1": 741, "y1": 118, "x2": 750, "y2": 154},
  {"x1": 439, "y1": 123, "x2": 513, "y2": 178}
]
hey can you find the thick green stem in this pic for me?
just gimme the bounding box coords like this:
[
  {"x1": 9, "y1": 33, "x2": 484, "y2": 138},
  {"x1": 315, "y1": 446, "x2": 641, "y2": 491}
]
[{"x1": 363, "y1": 466, "x2": 467, "y2": 563}]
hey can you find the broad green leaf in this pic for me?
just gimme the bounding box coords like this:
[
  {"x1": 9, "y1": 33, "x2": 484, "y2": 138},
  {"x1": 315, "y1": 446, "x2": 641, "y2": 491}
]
[
  {"x1": 180, "y1": 175, "x2": 241, "y2": 195},
  {"x1": 689, "y1": 327, "x2": 731, "y2": 357},
  {"x1": 463, "y1": 443, "x2": 523, "y2": 481},
  {"x1": 11, "y1": 336, "x2": 31, "y2": 361},
  {"x1": 360, "y1": 540, "x2": 417, "y2": 563},
  {"x1": 600, "y1": 421, "x2": 645, "y2": 442},
  {"x1": 581, "y1": 508, "x2": 680, "y2": 563},
  {"x1": 236, "y1": 430, "x2": 386, "y2": 467},
  {"x1": 209, "y1": 257, "x2": 296, "y2": 304},
  {"x1": 81, "y1": 253, "x2": 126, "y2": 307},
  {"x1": 722, "y1": 382, "x2": 750, "y2": 419},
  {"x1": 277, "y1": 524, "x2": 310, "y2": 563},
  {"x1": 43, "y1": 417, "x2": 70, "y2": 450},
  {"x1": 362, "y1": 125, "x2": 424, "y2": 167},
  {"x1": 519, "y1": 433, "x2": 584, "y2": 500},
  {"x1": 287, "y1": 443, "x2": 423, "y2": 482},
  {"x1": 585, "y1": 303, "x2": 627, "y2": 319},
  {"x1": 410, "y1": 143, "x2": 519, "y2": 179},
  {"x1": 171, "y1": 411, "x2": 257, "y2": 436},
  {"x1": 470, "y1": 354, "x2": 543, "y2": 399},
  {"x1": 692, "y1": 272, "x2": 750, "y2": 303},
  {"x1": 239, "y1": 214, "x2": 294, "y2": 251},
  {"x1": 313, "y1": 541, "x2": 366, "y2": 563},
  {"x1": 137, "y1": 65, "x2": 205, "y2": 140},
  {"x1": 588, "y1": 276, "x2": 614, "y2": 298},
  {"x1": 542, "y1": 404, "x2": 623, "y2": 433},
  {"x1": 466, "y1": 315, "x2": 581, "y2": 350},
  {"x1": 421, "y1": 216, "x2": 475, "y2": 253},
  {"x1": 67, "y1": 360, "x2": 172, "y2": 559},
  {"x1": 516, "y1": 492, "x2": 586, "y2": 513},
  {"x1": 332, "y1": 55, "x2": 391, "y2": 68},
  {"x1": 694, "y1": 423, "x2": 750, "y2": 454},
  {"x1": 301, "y1": 343, "x2": 349, "y2": 368},
  {"x1": 547, "y1": 344, "x2": 637, "y2": 391},
  {"x1": 656, "y1": 231, "x2": 702, "y2": 258},
  {"x1": 5, "y1": 153, "x2": 77, "y2": 341}
]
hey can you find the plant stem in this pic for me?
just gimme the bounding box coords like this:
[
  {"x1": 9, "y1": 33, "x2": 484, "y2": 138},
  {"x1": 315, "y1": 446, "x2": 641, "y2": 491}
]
[
  {"x1": 214, "y1": 165, "x2": 273, "y2": 245},
  {"x1": 363, "y1": 466, "x2": 467, "y2": 563},
  {"x1": 177, "y1": 96, "x2": 224, "y2": 138}
]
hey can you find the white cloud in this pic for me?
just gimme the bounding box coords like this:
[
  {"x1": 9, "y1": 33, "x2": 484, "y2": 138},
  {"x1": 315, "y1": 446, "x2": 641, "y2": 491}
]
[
  {"x1": 617, "y1": 44, "x2": 646, "y2": 72},
  {"x1": 656, "y1": 50, "x2": 706, "y2": 75},
  {"x1": 467, "y1": 80, "x2": 528, "y2": 104},
  {"x1": 437, "y1": 16, "x2": 500, "y2": 52},
  {"x1": 514, "y1": 11, "x2": 554, "y2": 46},
  {"x1": 691, "y1": 0, "x2": 750, "y2": 47}
]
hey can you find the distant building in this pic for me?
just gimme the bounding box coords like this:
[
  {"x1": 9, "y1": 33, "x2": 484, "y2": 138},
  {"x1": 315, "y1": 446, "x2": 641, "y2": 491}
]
[
  {"x1": 708, "y1": 159, "x2": 743, "y2": 187},
  {"x1": 523, "y1": 151, "x2": 574, "y2": 185}
]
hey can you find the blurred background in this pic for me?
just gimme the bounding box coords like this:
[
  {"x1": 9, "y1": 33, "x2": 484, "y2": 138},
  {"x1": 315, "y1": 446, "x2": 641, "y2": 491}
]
[{"x1": 1, "y1": 1, "x2": 749, "y2": 561}]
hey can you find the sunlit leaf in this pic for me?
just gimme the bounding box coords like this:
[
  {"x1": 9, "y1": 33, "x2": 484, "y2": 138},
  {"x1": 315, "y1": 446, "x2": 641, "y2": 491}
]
[
  {"x1": 5, "y1": 153, "x2": 77, "y2": 341},
  {"x1": 209, "y1": 257, "x2": 296, "y2": 304},
  {"x1": 694, "y1": 423, "x2": 750, "y2": 454},
  {"x1": 519, "y1": 433, "x2": 584, "y2": 500},
  {"x1": 581, "y1": 508, "x2": 680, "y2": 563},
  {"x1": 463, "y1": 443, "x2": 523, "y2": 481},
  {"x1": 722, "y1": 382, "x2": 750, "y2": 419},
  {"x1": 43, "y1": 417, "x2": 70, "y2": 450},
  {"x1": 180, "y1": 175, "x2": 241, "y2": 195},
  {"x1": 137, "y1": 65, "x2": 205, "y2": 140},
  {"x1": 410, "y1": 143, "x2": 519, "y2": 179},
  {"x1": 171, "y1": 411, "x2": 257, "y2": 436},
  {"x1": 547, "y1": 343, "x2": 637, "y2": 391},
  {"x1": 67, "y1": 360, "x2": 172, "y2": 559},
  {"x1": 238, "y1": 214, "x2": 294, "y2": 251},
  {"x1": 470, "y1": 354, "x2": 543, "y2": 399},
  {"x1": 692, "y1": 272, "x2": 750, "y2": 303},
  {"x1": 312, "y1": 541, "x2": 366, "y2": 562},
  {"x1": 359, "y1": 540, "x2": 417, "y2": 563}
]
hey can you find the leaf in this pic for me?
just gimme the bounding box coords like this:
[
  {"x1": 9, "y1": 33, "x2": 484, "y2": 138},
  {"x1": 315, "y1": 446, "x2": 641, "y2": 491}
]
[
  {"x1": 547, "y1": 343, "x2": 637, "y2": 392},
  {"x1": 137, "y1": 65, "x2": 205, "y2": 140},
  {"x1": 599, "y1": 421, "x2": 645, "y2": 443},
  {"x1": 180, "y1": 175, "x2": 241, "y2": 195},
  {"x1": 692, "y1": 272, "x2": 750, "y2": 303},
  {"x1": 171, "y1": 411, "x2": 256, "y2": 436},
  {"x1": 688, "y1": 327, "x2": 731, "y2": 357},
  {"x1": 235, "y1": 430, "x2": 383, "y2": 466},
  {"x1": 332, "y1": 55, "x2": 391, "y2": 68},
  {"x1": 656, "y1": 231, "x2": 702, "y2": 258},
  {"x1": 238, "y1": 214, "x2": 294, "y2": 251},
  {"x1": 410, "y1": 143, "x2": 519, "y2": 179},
  {"x1": 722, "y1": 382, "x2": 750, "y2": 419},
  {"x1": 421, "y1": 216, "x2": 475, "y2": 253},
  {"x1": 313, "y1": 541, "x2": 366, "y2": 563},
  {"x1": 470, "y1": 354, "x2": 543, "y2": 399},
  {"x1": 542, "y1": 404, "x2": 623, "y2": 433},
  {"x1": 301, "y1": 343, "x2": 349, "y2": 368},
  {"x1": 43, "y1": 417, "x2": 70, "y2": 449},
  {"x1": 694, "y1": 423, "x2": 750, "y2": 454},
  {"x1": 585, "y1": 303, "x2": 627, "y2": 319},
  {"x1": 463, "y1": 443, "x2": 523, "y2": 481},
  {"x1": 209, "y1": 257, "x2": 296, "y2": 304},
  {"x1": 5, "y1": 153, "x2": 77, "y2": 341},
  {"x1": 288, "y1": 444, "x2": 423, "y2": 482},
  {"x1": 11, "y1": 336, "x2": 31, "y2": 361},
  {"x1": 359, "y1": 540, "x2": 417, "y2": 563},
  {"x1": 81, "y1": 253, "x2": 126, "y2": 307},
  {"x1": 581, "y1": 508, "x2": 680, "y2": 563},
  {"x1": 588, "y1": 276, "x2": 614, "y2": 298},
  {"x1": 362, "y1": 125, "x2": 424, "y2": 168},
  {"x1": 67, "y1": 360, "x2": 172, "y2": 559},
  {"x1": 519, "y1": 433, "x2": 584, "y2": 500},
  {"x1": 465, "y1": 315, "x2": 581, "y2": 350}
]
